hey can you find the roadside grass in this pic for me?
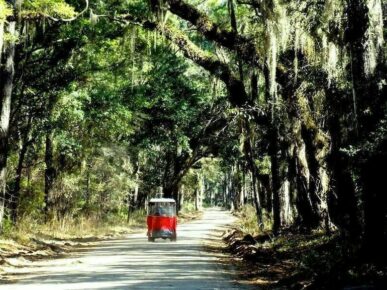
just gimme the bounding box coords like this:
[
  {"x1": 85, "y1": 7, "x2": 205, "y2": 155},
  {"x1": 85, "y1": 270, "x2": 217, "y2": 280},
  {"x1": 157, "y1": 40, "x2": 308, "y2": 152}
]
[
  {"x1": 0, "y1": 202, "x2": 204, "y2": 282},
  {"x1": 2, "y1": 209, "x2": 146, "y2": 243},
  {"x1": 0, "y1": 209, "x2": 147, "y2": 281},
  {"x1": 0, "y1": 203, "x2": 203, "y2": 260},
  {"x1": 234, "y1": 204, "x2": 272, "y2": 235},
  {"x1": 0, "y1": 209, "x2": 147, "y2": 265}
]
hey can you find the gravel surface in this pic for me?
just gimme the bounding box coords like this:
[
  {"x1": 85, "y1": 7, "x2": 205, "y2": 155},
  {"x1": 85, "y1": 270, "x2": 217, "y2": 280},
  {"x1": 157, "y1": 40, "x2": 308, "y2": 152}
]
[{"x1": 0, "y1": 208, "x2": 256, "y2": 290}]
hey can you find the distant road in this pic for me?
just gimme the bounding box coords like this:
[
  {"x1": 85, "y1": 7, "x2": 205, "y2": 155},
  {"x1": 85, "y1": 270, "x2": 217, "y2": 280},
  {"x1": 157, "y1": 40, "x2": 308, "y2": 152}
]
[{"x1": 1, "y1": 208, "x2": 255, "y2": 290}]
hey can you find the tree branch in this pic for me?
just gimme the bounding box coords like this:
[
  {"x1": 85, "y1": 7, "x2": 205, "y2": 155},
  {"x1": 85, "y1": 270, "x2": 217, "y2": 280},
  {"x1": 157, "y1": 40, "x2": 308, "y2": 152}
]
[
  {"x1": 163, "y1": 0, "x2": 261, "y2": 66},
  {"x1": 160, "y1": 24, "x2": 248, "y2": 106},
  {"x1": 113, "y1": 14, "x2": 249, "y2": 107}
]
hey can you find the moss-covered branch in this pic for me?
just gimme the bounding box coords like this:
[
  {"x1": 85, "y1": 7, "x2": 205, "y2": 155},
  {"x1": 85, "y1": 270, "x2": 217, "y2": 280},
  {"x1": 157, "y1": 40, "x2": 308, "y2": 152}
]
[
  {"x1": 118, "y1": 13, "x2": 249, "y2": 107},
  {"x1": 162, "y1": 0, "x2": 260, "y2": 66},
  {"x1": 160, "y1": 24, "x2": 249, "y2": 106}
]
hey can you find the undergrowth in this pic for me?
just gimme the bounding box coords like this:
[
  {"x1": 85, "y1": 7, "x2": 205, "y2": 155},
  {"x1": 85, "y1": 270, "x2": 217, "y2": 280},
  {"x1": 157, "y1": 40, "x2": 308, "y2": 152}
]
[
  {"x1": 234, "y1": 204, "x2": 272, "y2": 235},
  {"x1": 227, "y1": 206, "x2": 387, "y2": 289},
  {"x1": 1, "y1": 209, "x2": 146, "y2": 246}
]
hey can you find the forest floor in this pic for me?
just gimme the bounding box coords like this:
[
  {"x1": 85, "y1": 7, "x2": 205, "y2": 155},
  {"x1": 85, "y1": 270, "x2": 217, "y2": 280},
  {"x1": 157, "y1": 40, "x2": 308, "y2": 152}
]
[
  {"x1": 222, "y1": 212, "x2": 387, "y2": 290},
  {"x1": 0, "y1": 210, "x2": 202, "y2": 282}
]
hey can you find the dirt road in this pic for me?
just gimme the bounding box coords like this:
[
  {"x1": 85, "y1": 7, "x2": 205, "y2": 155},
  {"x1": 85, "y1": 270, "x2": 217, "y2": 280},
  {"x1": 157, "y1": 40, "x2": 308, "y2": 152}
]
[{"x1": 1, "y1": 209, "x2": 254, "y2": 290}]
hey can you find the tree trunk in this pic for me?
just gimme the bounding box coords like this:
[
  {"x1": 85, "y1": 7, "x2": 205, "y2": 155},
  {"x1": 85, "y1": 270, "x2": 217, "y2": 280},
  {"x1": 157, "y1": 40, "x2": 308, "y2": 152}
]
[
  {"x1": 43, "y1": 91, "x2": 60, "y2": 219},
  {"x1": 301, "y1": 124, "x2": 331, "y2": 231},
  {"x1": 345, "y1": 0, "x2": 386, "y2": 261},
  {"x1": 195, "y1": 173, "x2": 204, "y2": 211},
  {"x1": 269, "y1": 126, "x2": 281, "y2": 235},
  {"x1": 288, "y1": 119, "x2": 321, "y2": 231},
  {"x1": 199, "y1": 176, "x2": 204, "y2": 210},
  {"x1": 44, "y1": 130, "x2": 56, "y2": 219},
  {"x1": 0, "y1": 20, "x2": 16, "y2": 229},
  {"x1": 232, "y1": 163, "x2": 242, "y2": 210},
  {"x1": 283, "y1": 79, "x2": 331, "y2": 231},
  {"x1": 133, "y1": 175, "x2": 139, "y2": 207},
  {"x1": 9, "y1": 115, "x2": 32, "y2": 223},
  {"x1": 259, "y1": 174, "x2": 271, "y2": 213},
  {"x1": 293, "y1": 140, "x2": 318, "y2": 230},
  {"x1": 0, "y1": 23, "x2": 4, "y2": 61},
  {"x1": 251, "y1": 171, "x2": 263, "y2": 229},
  {"x1": 323, "y1": 0, "x2": 368, "y2": 246},
  {"x1": 225, "y1": 171, "x2": 233, "y2": 210},
  {"x1": 164, "y1": 183, "x2": 180, "y2": 212},
  {"x1": 85, "y1": 165, "x2": 90, "y2": 210},
  {"x1": 178, "y1": 184, "x2": 184, "y2": 211},
  {"x1": 127, "y1": 159, "x2": 140, "y2": 220},
  {"x1": 243, "y1": 118, "x2": 263, "y2": 228},
  {"x1": 194, "y1": 189, "x2": 199, "y2": 211},
  {"x1": 279, "y1": 145, "x2": 295, "y2": 228},
  {"x1": 240, "y1": 168, "x2": 246, "y2": 207},
  {"x1": 326, "y1": 112, "x2": 362, "y2": 242}
]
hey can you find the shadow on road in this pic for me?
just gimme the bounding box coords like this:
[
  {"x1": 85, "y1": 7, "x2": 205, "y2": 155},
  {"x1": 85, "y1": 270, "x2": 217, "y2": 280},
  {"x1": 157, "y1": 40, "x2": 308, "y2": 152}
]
[{"x1": 1, "y1": 209, "x2": 254, "y2": 290}]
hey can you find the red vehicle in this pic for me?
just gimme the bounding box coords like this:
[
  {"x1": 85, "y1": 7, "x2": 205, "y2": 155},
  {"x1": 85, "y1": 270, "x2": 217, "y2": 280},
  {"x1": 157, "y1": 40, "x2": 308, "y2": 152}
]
[{"x1": 147, "y1": 198, "x2": 177, "y2": 242}]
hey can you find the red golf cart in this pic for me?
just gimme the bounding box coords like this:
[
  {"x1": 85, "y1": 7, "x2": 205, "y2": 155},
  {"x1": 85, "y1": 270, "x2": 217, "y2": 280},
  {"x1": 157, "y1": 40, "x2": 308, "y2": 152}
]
[{"x1": 147, "y1": 198, "x2": 177, "y2": 242}]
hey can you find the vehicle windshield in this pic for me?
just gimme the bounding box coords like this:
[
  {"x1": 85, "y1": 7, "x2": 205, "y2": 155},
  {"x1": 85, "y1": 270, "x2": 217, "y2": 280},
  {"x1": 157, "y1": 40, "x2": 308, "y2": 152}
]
[{"x1": 148, "y1": 202, "x2": 176, "y2": 216}]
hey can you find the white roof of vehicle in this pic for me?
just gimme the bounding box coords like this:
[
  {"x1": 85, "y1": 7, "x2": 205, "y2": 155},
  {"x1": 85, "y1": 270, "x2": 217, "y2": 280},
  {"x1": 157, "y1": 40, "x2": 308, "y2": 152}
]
[{"x1": 149, "y1": 198, "x2": 176, "y2": 203}]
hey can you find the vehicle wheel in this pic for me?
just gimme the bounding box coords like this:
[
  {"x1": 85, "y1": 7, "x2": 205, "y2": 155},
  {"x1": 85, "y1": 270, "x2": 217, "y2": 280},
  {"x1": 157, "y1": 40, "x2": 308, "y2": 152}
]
[
  {"x1": 148, "y1": 237, "x2": 155, "y2": 242},
  {"x1": 170, "y1": 236, "x2": 177, "y2": 242}
]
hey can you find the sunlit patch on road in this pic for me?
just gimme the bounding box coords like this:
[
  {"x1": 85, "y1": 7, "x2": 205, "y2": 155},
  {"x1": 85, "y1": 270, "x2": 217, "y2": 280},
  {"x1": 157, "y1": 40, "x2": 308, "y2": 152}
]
[{"x1": 0, "y1": 209, "x2": 254, "y2": 290}]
